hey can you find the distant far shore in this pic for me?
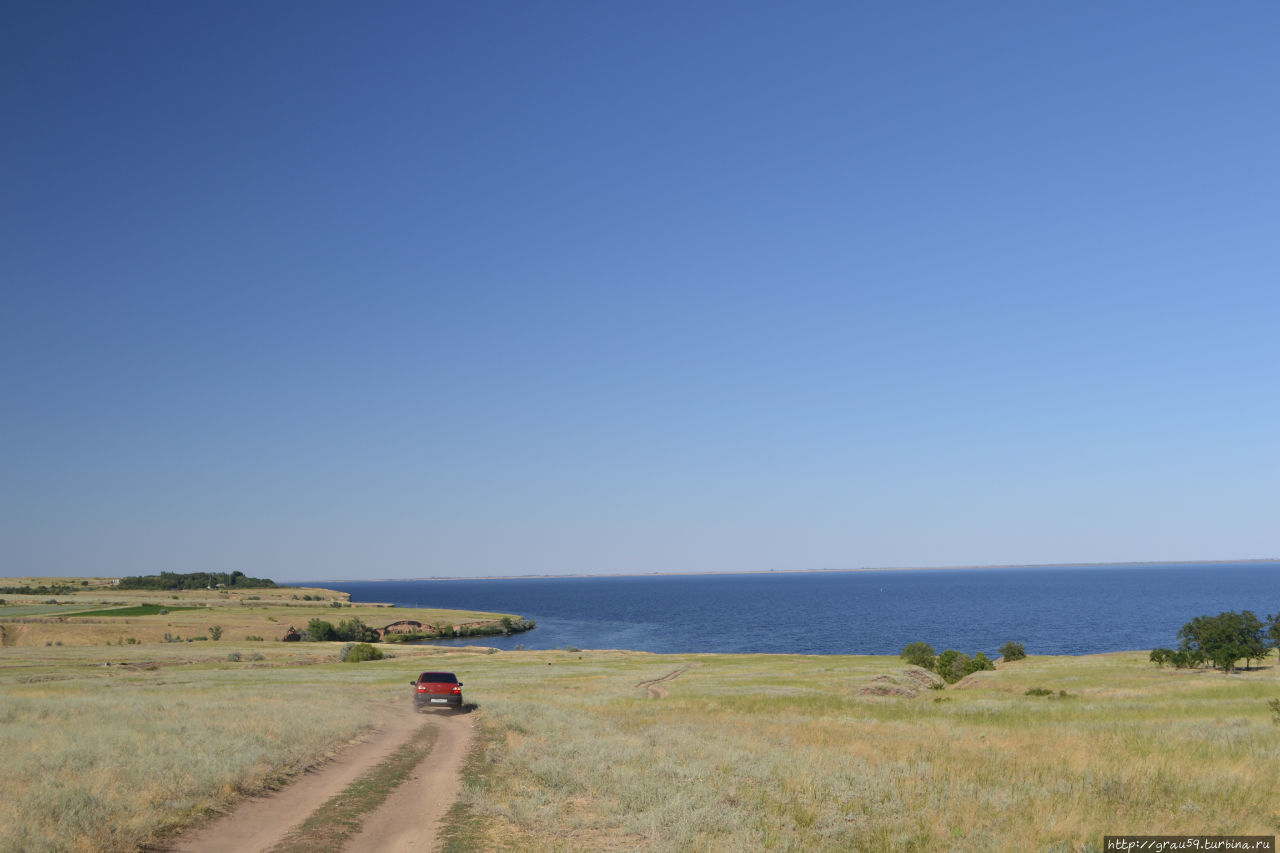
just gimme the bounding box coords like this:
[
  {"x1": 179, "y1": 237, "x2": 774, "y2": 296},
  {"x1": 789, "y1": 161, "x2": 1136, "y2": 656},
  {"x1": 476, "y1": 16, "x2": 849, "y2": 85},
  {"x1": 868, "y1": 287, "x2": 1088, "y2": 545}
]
[{"x1": 305, "y1": 557, "x2": 1280, "y2": 585}]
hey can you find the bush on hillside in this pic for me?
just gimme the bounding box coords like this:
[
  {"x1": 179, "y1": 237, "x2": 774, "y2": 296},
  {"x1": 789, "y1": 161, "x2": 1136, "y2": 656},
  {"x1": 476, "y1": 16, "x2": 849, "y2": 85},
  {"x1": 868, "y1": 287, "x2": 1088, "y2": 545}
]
[
  {"x1": 341, "y1": 642, "x2": 383, "y2": 663},
  {"x1": 963, "y1": 651, "x2": 996, "y2": 676},
  {"x1": 998, "y1": 641, "x2": 1026, "y2": 662},
  {"x1": 900, "y1": 641, "x2": 936, "y2": 670},
  {"x1": 934, "y1": 650, "x2": 971, "y2": 684}
]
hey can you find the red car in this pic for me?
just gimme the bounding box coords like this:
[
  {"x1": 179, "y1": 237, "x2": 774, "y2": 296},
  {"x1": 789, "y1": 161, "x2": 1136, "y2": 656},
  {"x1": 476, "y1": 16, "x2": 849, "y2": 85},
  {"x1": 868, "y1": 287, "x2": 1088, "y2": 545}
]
[{"x1": 411, "y1": 671, "x2": 463, "y2": 710}]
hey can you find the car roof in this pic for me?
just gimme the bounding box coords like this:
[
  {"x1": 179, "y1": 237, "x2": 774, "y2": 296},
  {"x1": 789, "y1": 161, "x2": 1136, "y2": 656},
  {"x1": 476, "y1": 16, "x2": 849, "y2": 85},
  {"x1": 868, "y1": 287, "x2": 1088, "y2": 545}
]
[{"x1": 418, "y1": 671, "x2": 457, "y2": 679}]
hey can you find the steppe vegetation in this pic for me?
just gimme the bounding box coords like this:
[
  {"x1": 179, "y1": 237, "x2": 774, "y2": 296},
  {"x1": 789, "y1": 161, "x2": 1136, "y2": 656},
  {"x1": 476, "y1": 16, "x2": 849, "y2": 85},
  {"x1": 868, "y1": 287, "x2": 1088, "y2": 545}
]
[
  {"x1": 0, "y1": 577, "x2": 510, "y2": 648},
  {"x1": 4, "y1": 582, "x2": 1280, "y2": 852},
  {"x1": 439, "y1": 650, "x2": 1280, "y2": 851}
]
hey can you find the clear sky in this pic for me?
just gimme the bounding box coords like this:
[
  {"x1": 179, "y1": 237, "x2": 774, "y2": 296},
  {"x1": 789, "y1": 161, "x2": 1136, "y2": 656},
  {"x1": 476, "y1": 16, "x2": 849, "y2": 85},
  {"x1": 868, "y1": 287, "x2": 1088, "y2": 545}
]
[{"x1": 2, "y1": 3, "x2": 1277, "y2": 581}]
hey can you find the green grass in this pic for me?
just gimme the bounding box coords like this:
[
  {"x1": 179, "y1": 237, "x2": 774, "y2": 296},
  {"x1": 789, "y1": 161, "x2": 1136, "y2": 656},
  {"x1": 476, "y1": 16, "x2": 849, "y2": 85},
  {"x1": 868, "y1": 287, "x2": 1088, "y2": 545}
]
[
  {"x1": 0, "y1": 603, "x2": 73, "y2": 616},
  {"x1": 61, "y1": 604, "x2": 203, "y2": 617}
]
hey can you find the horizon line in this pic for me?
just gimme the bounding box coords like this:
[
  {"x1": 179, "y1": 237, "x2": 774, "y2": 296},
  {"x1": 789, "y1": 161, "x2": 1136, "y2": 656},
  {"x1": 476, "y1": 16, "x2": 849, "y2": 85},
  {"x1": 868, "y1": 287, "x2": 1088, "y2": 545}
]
[{"x1": 292, "y1": 556, "x2": 1280, "y2": 585}]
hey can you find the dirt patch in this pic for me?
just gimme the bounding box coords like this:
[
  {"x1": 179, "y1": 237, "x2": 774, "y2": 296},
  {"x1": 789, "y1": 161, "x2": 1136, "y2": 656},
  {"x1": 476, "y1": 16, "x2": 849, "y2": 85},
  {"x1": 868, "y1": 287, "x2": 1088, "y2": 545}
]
[
  {"x1": 858, "y1": 667, "x2": 944, "y2": 698},
  {"x1": 637, "y1": 668, "x2": 687, "y2": 698}
]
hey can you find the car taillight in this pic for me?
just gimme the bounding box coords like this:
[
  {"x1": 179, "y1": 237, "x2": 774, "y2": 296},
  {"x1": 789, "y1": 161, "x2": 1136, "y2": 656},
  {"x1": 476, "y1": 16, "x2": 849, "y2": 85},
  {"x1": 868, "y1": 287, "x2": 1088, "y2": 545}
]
[
  {"x1": 452, "y1": 685, "x2": 462, "y2": 693},
  {"x1": 417, "y1": 685, "x2": 427, "y2": 692}
]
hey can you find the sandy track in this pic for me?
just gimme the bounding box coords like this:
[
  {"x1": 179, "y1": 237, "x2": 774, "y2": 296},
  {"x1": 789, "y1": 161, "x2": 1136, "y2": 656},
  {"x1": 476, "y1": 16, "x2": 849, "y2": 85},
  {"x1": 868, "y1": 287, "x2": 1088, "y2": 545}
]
[
  {"x1": 169, "y1": 703, "x2": 471, "y2": 853},
  {"x1": 345, "y1": 710, "x2": 475, "y2": 852},
  {"x1": 637, "y1": 667, "x2": 687, "y2": 698}
]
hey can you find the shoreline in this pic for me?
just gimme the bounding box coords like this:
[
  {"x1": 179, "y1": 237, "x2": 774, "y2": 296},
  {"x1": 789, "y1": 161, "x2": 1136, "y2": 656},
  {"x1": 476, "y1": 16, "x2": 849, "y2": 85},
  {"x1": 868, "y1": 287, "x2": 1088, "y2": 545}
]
[{"x1": 301, "y1": 557, "x2": 1280, "y2": 585}]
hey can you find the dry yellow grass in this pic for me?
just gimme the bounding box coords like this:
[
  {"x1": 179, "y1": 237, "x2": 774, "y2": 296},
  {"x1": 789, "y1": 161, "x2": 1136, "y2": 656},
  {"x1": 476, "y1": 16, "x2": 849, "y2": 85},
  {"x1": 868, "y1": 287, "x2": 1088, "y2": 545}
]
[
  {"x1": 6, "y1": 587, "x2": 1280, "y2": 852},
  {"x1": 0, "y1": 585, "x2": 515, "y2": 647},
  {"x1": 440, "y1": 650, "x2": 1280, "y2": 852}
]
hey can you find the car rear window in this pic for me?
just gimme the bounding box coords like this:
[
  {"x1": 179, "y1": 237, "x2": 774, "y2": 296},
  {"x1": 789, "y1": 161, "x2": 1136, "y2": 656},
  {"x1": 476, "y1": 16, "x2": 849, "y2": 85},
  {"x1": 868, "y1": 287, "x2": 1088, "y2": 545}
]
[{"x1": 418, "y1": 672, "x2": 458, "y2": 683}]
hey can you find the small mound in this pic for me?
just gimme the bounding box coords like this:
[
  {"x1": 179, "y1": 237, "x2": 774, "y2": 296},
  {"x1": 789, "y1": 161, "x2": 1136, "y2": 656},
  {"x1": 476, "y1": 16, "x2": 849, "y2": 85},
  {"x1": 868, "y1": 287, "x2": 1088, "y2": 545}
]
[{"x1": 858, "y1": 667, "x2": 944, "y2": 698}]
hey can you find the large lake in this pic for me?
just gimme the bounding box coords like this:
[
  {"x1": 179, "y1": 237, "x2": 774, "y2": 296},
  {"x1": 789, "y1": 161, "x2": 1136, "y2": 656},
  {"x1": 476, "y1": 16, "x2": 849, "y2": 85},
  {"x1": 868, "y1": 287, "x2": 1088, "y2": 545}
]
[{"x1": 315, "y1": 562, "x2": 1280, "y2": 656}]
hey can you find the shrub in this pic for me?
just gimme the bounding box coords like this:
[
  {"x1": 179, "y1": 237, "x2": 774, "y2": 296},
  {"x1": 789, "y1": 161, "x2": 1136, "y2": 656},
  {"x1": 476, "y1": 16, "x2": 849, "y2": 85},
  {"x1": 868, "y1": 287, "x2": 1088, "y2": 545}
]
[
  {"x1": 336, "y1": 617, "x2": 378, "y2": 643},
  {"x1": 248, "y1": 652, "x2": 265, "y2": 661},
  {"x1": 963, "y1": 652, "x2": 996, "y2": 677},
  {"x1": 1269, "y1": 698, "x2": 1280, "y2": 725},
  {"x1": 208, "y1": 625, "x2": 223, "y2": 641},
  {"x1": 306, "y1": 619, "x2": 338, "y2": 641},
  {"x1": 934, "y1": 650, "x2": 971, "y2": 684},
  {"x1": 1150, "y1": 648, "x2": 1174, "y2": 667},
  {"x1": 998, "y1": 641, "x2": 1026, "y2": 662},
  {"x1": 1025, "y1": 687, "x2": 1053, "y2": 696},
  {"x1": 900, "y1": 641, "x2": 936, "y2": 670},
  {"x1": 227, "y1": 652, "x2": 242, "y2": 662},
  {"x1": 244, "y1": 635, "x2": 264, "y2": 642},
  {"x1": 341, "y1": 643, "x2": 383, "y2": 663}
]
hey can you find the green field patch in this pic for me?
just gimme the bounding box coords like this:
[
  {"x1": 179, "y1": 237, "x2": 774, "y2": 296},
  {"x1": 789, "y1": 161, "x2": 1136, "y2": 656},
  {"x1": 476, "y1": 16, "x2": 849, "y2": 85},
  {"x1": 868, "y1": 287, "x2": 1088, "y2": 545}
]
[{"x1": 65, "y1": 604, "x2": 203, "y2": 618}]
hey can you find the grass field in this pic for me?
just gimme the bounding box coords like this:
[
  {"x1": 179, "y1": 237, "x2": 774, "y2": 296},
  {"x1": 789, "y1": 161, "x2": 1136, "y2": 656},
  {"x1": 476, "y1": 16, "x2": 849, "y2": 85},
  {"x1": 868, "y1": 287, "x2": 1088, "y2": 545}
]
[
  {"x1": 0, "y1": 584, "x2": 512, "y2": 648},
  {"x1": 4, "y1": 584, "x2": 1279, "y2": 852},
  {"x1": 439, "y1": 650, "x2": 1280, "y2": 851}
]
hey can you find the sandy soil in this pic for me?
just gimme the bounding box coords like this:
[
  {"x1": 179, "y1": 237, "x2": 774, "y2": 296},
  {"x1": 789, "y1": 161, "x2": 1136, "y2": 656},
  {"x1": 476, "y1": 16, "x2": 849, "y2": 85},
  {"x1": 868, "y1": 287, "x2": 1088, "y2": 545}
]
[
  {"x1": 345, "y1": 709, "x2": 475, "y2": 852},
  {"x1": 170, "y1": 703, "x2": 472, "y2": 853}
]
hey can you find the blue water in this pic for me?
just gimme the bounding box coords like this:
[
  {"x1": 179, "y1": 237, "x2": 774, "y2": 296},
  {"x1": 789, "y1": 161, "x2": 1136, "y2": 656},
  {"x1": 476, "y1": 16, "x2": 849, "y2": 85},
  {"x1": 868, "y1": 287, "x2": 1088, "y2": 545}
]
[{"x1": 313, "y1": 562, "x2": 1280, "y2": 656}]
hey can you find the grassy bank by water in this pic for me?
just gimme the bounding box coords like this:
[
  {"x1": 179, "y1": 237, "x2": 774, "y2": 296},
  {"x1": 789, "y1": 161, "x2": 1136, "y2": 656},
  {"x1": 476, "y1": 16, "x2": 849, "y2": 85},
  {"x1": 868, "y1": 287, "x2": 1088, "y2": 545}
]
[
  {"x1": 0, "y1": 583, "x2": 512, "y2": 647},
  {"x1": 3, "y1": 587, "x2": 1279, "y2": 851},
  {"x1": 437, "y1": 650, "x2": 1280, "y2": 851}
]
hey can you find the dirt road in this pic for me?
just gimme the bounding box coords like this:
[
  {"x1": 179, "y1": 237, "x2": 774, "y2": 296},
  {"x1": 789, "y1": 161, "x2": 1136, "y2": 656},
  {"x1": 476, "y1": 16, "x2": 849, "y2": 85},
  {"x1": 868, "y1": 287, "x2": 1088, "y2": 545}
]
[
  {"x1": 171, "y1": 704, "x2": 474, "y2": 853},
  {"x1": 345, "y1": 710, "x2": 474, "y2": 852},
  {"x1": 637, "y1": 667, "x2": 687, "y2": 698}
]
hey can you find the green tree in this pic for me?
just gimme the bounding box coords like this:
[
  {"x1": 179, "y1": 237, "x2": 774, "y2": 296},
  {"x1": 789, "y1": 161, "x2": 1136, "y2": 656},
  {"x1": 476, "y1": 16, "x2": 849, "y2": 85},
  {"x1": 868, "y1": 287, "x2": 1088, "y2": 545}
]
[
  {"x1": 207, "y1": 625, "x2": 223, "y2": 641},
  {"x1": 935, "y1": 649, "x2": 971, "y2": 684},
  {"x1": 998, "y1": 641, "x2": 1026, "y2": 662},
  {"x1": 963, "y1": 651, "x2": 996, "y2": 676},
  {"x1": 336, "y1": 617, "x2": 378, "y2": 643},
  {"x1": 1149, "y1": 648, "x2": 1174, "y2": 667},
  {"x1": 306, "y1": 618, "x2": 338, "y2": 641},
  {"x1": 900, "y1": 641, "x2": 936, "y2": 670},
  {"x1": 1178, "y1": 611, "x2": 1269, "y2": 672}
]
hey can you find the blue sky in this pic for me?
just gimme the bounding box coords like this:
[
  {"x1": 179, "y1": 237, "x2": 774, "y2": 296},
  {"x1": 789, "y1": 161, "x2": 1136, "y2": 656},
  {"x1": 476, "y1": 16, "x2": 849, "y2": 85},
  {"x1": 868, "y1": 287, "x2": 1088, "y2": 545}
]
[{"x1": 2, "y1": 3, "x2": 1277, "y2": 581}]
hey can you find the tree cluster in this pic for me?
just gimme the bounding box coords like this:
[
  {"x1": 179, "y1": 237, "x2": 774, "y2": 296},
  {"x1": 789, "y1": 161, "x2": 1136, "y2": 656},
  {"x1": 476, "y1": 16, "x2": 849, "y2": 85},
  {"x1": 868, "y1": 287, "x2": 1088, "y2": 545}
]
[
  {"x1": 899, "y1": 641, "x2": 1005, "y2": 684},
  {"x1": 1150, "y1": 610, "x2": 1276, "y2": 673},
  {"x1": 116, "y1": 571, "x2": 277, "y2": 590},
  {"x1": 304, "y1": 617, "x2": 380, "y2": 643}
]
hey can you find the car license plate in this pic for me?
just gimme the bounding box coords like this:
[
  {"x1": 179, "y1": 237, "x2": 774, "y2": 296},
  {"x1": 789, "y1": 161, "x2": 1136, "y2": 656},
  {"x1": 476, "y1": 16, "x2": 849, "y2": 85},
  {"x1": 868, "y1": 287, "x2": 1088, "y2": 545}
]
[{"x1": 430, "y1": 698, "x2": 448, "y2": 703}]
